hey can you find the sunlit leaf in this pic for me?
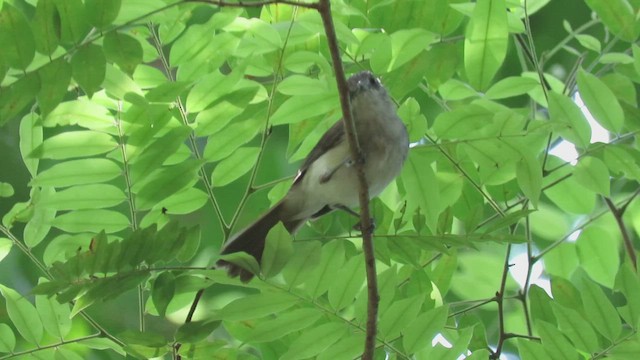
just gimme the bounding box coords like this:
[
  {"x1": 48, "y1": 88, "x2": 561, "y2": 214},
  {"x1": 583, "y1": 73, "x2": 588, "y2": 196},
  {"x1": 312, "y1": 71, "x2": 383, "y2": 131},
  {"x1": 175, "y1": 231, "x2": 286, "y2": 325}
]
[
  {"x1": 485, "y1": 76, "x2": 539, "y2": 99},
  {"x1": 464, "y1": 0, "x2": 508, "y2": 90},
  {"x1": 551, "y1": 302, "x2": 599, "y2": 353},
  {"x1": 36, "y1": 281, "x2": 72, "y2": 339},
  {"x1": 547, "y1": 91, "x2": 591, "y2": 149},
  {"x1": 576, "y1": 226, "x2": 619, "y2": 288},
  {"x1": 32, "y1": 131, "x2": 117, "y2": 160},
  {"x1": 30, "y1": 158, "x2": 121, "y2": 187},
  {"x1": 577, "y1": 69, "x2": 624, "y2": 133},
  {"x1": 0, "y1": 285, "x2": 43, "y2": 345},
  {"x1": 211, "y1": 147, "x2": 260, "y2": 187},
  {"x1": 39, "y1": 184, "x2": 126, "y2": 210},
  {"x1": 44, "y1": 100, "x2": 114, "y2": 129},
  {"x1": 573, "y1": 156, "x2": 610, "y2": 196},
  {"x1": 0, "y1": 323, "x2": 15, "y2": 352},
  {"x1": 580, "y1": 275, "x2": 622, "y2": 341},
  {"x1": 50, "y1": 209, "x2": 130, "y2": 233}
]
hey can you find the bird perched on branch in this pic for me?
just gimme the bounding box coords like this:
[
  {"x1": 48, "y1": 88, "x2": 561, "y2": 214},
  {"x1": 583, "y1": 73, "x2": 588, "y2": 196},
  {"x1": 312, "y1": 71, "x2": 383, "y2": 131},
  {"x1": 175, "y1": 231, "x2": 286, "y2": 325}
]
[{"x1": 217, "y1": 71, "x2": 409, "y2": 282}]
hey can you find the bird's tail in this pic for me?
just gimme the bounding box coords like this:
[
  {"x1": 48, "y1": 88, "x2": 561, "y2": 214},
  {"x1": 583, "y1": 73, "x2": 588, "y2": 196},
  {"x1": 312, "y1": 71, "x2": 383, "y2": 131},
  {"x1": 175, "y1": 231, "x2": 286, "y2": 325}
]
[{"x1": 216, "y1": 202, "x2": 284, "y2": 282}]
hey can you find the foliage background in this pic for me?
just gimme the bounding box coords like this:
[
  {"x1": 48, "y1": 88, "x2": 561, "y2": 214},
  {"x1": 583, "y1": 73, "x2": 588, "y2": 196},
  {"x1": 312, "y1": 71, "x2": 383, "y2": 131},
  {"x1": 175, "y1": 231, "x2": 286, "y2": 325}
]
[{"x1": 0, "y1": 0, "x2": 639, "y2": 359}]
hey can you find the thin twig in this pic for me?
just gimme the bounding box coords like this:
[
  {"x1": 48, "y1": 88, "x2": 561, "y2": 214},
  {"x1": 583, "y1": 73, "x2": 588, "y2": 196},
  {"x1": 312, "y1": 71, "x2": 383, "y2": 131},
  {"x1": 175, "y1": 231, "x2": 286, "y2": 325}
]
[
  {"x1": 605, "y1": 197, "x2": 637, "y2": 270},
  {"x1": 317, "y1": 0, "x2": 377, "y2": 358}
]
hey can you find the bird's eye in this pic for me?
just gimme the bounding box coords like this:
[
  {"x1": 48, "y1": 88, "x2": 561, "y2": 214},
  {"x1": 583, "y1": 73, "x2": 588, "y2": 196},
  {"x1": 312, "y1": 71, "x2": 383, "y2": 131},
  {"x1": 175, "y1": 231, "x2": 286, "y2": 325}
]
[{"x1": 369, "y1": 76, "x2": 377, "y2": 86}]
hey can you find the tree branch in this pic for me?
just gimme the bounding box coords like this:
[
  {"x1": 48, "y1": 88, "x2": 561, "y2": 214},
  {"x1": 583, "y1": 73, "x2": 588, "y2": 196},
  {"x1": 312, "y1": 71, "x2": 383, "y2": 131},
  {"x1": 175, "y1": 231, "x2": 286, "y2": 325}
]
[
  {"x1": 317, "y1": 0, "x2": 378, "y2": 358},
  {"x1": 605, "y1": 197, "x2": 637, "y2": 271}
]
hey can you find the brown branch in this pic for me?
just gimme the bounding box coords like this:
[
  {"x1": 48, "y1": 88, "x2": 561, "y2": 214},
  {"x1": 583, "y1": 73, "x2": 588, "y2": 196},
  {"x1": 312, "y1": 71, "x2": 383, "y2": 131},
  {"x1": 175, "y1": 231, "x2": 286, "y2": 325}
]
[
  {"x1": 317, "y1": 0, "x2": 378, "y2": 358},
  {"x1": 605, "y1": 197, "x2": 637, "y2": 271}
]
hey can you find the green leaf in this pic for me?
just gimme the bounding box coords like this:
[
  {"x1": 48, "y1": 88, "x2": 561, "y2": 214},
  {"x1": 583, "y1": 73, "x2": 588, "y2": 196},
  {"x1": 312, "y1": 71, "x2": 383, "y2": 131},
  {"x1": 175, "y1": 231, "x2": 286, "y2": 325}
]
[
  {"x1": 217, "y1": 252, "x2": 260, "y2": 279},
  {"x1": 388, "y1": 28, "x2": 437, "y2": 71},
  {"x1": 134, "y1": 159, "x2": 201, "y2": 210},
  {"x1": 280, "y1": 322, "x2": 347, "y2": 360},
  {"x1": 0, "y1": 238, "x2": 11, "y2": 263},
  {"x1": 544, "y1": 176, "x2": 595, "y2": 214},
  {"x1": 536, "y1": 320, "x2": 580, "y2": 360},
  {"x1": 0, "y1": 323, "x2": 15, "y2": 352},
  {"x1": 0, "y1": 182, "x2": 14, "y2": 198},
  {"x1": 86, "y1": 0, "x2": 121, "y2": 29},
  {"x1": 577, "y1": 69, "x2": 624, "y2": 133},
  {"x1": 103, "y1": 31, "x2": 143, "y2": 75},
  {"x1": 278, "y1": 75, "x2": 329, "y2": 96},
  {"x1": 152, "y1": 272, "x2": 175, "y2": 317},
  {"x1": 516, "y1": 153, "x2": 542, "y2": 207},
  {"x1": 397, "y1": 97, "x2": 428, "y2": 142},
  {"x1": 304, "y1": 240, "x2": 345, "y2": 298},
  {"x1": 32, "y1": 130, "x2": 117, "y2": 160},
  {"x1": 282, "y1": 241, "x2": 322, "y2": 288},
  {"x1": 327, "y1": 255, "x2": 365, "y2": 311},
  {"x1": 575, "y1": 34, "x2": 601, "y2": 52},
  {"x1": 145, "y1": 81, "x2": 191, "y2": 103},
  {"x1": 19, "y1": 113, "x2": 43, "y2": 177},
  {"x1": 573, "y1": 156, "x2": 610, "y2": 196},
  {"x1": 551, "y1": 302, "x2": 600, "y2": 353},
  {"x1": 318, "y1": 333, "x2": 366, "y2": 360},
  {"x1": 528, "y1": 285, "x2": 556, "y2": 325},
  {"x1": 616, "y1": 263, "x2": 640, "y2": 329},
  {"x1": 517, "y1": 338, "x2": 550, "y2": 360},
  {"x1": 380, "y1": 294, "x2": 425, "y2": 340},
  {"x1": 584, "y1": 0, "x2": 637, "y2": 42},
  {"x1": 248, "y1": 308, "x2": 322, "y2": 342},
  {"x1": 37, "y1": 59, "x2": 72, "y2": 117},
  {"x1": 203, "y1": 120, "x2": 262, "y2": 162},
  {"x1": 219, "y1": 292, "x2": 298, "y2": 321},
  {"x1": 0, "y1": 72, "x2": 40, "y2": 126},
  {"x1": 432, "y1": 105, "x2": 494, "y2": 140},
  {"x1": 153, "y1": 188, "x2": 208, "y2": 216},
  {"x1": 580, "y1": 275, "x2": 622, "y2": 341},
  {"x1": 547, "y1": 91, "x2": 591, "y2": 149},
  {"x1": 485, "y1": 76, "x2": 539, "y2": 99},
  {"x1": 44, "y1": 100, "x2": 114, "y2": 129},
  {"x1": 438, "y1": 79, "x2": 478, "y2": 101},
  {"x1": 464, "y1": 0, "x2": 508, "y2": 90},
  {"x1": 211, "y1": 147, "x2": 260, "y2": 187},
  {"x1": 50, "y1": 209, "x2": 130, "y2": 233},
  {"x1": 30, "y1": 158, "x2": 121, "y2": 187},
  {"x1": 175, "y1": 320, "x2": 219, "y2": 343},
  {"x1": 53, "y1": 0, "x2": 90, "y2": 45},
  {"x1": 0, "y1": 3, "x2": 36, "y2": 69},
  {"x1": 604, "y1": 145, "x2": 640, "y2": 181},
  {"x1": 261, "y1": 223, "x2": 293, "y2": 278},
  {"x1": 72, "y1": 44, "x2": 107, "y2": 97},
  {"x1": 401, "y1": 150, "x2": 440, "y2": 232},
  {"x1": 270, "y1": 92, "x2": 338, "y2": 125},
  {"x1": 39, "y1": 184, "x2": 125, "y2": 210},
  {"x1": 31, "y1": 0, "x2": 60, "y2": 56},
  {"x1": 576, "y1": 226, "x2": 619, "y2": 288},
  {"x1": 186, "y1": 68, "x2": 245, "y2": 113},
  {"x1": 36, "y1": 283, "x2": 72, "y2": 339},
  {"x1": 25, "y1": 187, "x2": 57, "y2": 247},
  {"x1": 130, "y1": 126, "x2": 192, "y2": 183},
  {"x1": 403, "y1": 306, "x2": 448, "y2": 354},
  {"x1": 0, "y1": 285, "x2": 44, "y2": 345}
]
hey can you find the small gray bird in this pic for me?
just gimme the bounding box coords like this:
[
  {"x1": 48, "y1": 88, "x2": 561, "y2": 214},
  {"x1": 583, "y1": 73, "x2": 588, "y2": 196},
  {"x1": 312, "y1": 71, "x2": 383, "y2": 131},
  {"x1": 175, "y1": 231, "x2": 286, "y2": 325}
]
[{"x1": 217, "y1": 71, "x2": 409, "y2": 282}]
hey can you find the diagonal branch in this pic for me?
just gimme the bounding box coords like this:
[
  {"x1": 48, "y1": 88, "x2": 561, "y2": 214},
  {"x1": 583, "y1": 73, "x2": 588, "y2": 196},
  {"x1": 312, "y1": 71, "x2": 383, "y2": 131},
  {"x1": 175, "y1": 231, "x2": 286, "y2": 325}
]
[{"x1": 317, "y1": 1, "x2": 378, "y2": 358}]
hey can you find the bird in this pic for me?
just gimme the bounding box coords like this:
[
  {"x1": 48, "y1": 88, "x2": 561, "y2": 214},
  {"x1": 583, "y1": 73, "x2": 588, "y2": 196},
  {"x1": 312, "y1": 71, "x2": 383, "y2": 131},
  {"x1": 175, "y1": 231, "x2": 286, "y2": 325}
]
[{"x1": 216, "y1": 71, "x2": 409, "y2": 282}]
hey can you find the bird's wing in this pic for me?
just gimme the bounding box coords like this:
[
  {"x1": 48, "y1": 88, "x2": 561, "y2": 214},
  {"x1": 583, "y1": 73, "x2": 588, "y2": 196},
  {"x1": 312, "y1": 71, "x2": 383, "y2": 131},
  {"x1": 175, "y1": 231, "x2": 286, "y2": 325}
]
[{"x1": 292, "y1": 120, "x2": 345, "y2": 185}]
